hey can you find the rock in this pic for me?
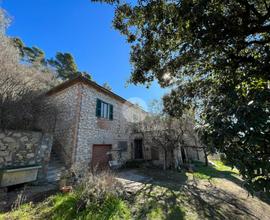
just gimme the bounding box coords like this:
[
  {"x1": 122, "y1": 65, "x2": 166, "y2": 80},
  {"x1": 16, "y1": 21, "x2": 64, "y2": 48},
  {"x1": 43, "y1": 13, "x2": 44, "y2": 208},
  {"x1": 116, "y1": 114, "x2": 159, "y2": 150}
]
[
  {"x1": 12, "y1": 132, "x2": 22, "y2": 138},
  {"x1": 41, "y1": 145, "x2": 47, "y2": 150},
  {"x1": 5, "y1": 153, "x2": 12, "y2": 162},
  {"x1": 26, "y1": 143, "x2": 33, "y2": 150},
  {"x1": 29, "y1": 160, "x2": 36, "y2": 165},
  {"x1": 0, "y1": 151, "x2": 8, "y2": 157},
  {"x1": 26, "y1": 153, "x2": 35, "y2": 159},
  {"x1": 0, "y1": 133, "x2": 5, "y2": 139},
  {"x1": 0, "y1": 144, "x2": 7, "y2": 151},
  {"x1": 20, "y1": 136, "x2": 29, "y2": 142},
  {"x1": 3, "y1": 137, "x2": 15, "y2": 143},
  {"x1": 0, "y1": 157, "x2": 5, "y2": 164},
  {"x1": 9, "y1": 142, "x2": 19, "y2": 150},
  {"x1": 16, "y1": 154, "x2": 23, "y2": 160}
]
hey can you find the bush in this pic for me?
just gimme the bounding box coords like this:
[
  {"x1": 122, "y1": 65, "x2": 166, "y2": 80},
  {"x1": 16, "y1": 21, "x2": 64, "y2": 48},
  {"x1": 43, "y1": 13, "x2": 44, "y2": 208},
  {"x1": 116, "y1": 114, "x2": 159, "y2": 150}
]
[
  {"x1": 43, "y1": 171, "x2": 131, "y2": 220},
  {"x1": 220, "y1": 153, "x2": 232, "y2": 166}
]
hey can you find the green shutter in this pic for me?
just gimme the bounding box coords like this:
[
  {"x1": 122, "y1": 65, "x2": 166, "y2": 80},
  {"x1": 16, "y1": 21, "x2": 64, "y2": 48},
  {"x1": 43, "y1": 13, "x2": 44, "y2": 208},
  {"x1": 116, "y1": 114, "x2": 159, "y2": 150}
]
[
  {"x1": 96, "y1": 99, "x2": 101, "y2": 117},
  {"x1": 109, "y1": 104, "x2": 113, "y2": 120}
]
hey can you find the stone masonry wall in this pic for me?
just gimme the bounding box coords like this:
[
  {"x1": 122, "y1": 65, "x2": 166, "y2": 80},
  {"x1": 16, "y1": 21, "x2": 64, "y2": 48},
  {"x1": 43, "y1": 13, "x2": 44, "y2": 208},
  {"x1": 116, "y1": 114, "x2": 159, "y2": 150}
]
[
  {"x1": 75, "y1": 83, "x2": 147, "y2": 170},
  {"x1": 0, "y1": 130, "x2": 53, "y2": 180},
  {"x1": 36, "y1": 84, "x2": 79, "y2": 167}
]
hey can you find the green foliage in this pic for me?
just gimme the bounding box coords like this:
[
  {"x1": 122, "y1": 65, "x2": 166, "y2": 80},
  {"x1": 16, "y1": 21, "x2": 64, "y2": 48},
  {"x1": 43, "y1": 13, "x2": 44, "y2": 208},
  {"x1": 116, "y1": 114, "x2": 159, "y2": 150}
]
[
  {"x1": 12, "y1": 37, "x2": 92, "y2": 81},
  {"x1": 48, "y1": 52, "x2": 79, "y2": 80},
  {"x1": 95, "y1": 0, "x2": 270, "y2": 193},
  {"x1": 0, "y1": 172, "x2": 131, "y2": 220},
  {"x1": 12, "y1": 37, "x2": 46, "y2": 64}
]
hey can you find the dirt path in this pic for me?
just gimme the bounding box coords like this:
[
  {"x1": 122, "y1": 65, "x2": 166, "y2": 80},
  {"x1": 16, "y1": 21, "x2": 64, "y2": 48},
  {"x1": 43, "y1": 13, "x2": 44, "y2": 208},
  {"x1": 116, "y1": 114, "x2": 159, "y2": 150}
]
[{"x1": 117, "y1": 169, "x2": 270, "y2": 220}]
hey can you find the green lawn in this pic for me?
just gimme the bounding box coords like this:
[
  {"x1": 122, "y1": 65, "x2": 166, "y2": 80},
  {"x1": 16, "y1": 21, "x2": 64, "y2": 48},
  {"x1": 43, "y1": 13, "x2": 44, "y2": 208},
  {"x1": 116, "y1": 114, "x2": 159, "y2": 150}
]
[{"x1": 191, "y1": 160, "x2": 239, "y2": 182}]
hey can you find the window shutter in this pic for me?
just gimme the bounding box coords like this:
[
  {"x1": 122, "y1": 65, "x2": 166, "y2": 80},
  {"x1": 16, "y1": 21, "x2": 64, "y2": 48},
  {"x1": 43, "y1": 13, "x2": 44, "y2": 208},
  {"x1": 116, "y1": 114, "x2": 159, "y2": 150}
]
[
  {"x1": 109, "y1": 104, "x2": 113, "y2": 120},
  {"x1": 96, "y1": 99, "x2": 101, "y2": 117}
]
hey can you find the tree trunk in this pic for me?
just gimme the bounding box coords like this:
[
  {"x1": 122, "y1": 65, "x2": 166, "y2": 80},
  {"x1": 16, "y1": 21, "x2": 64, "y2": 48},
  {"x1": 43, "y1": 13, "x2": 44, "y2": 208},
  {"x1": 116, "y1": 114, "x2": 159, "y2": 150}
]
[{"x1": 203, "y1": 147, "x2": 208, "y2": 166}]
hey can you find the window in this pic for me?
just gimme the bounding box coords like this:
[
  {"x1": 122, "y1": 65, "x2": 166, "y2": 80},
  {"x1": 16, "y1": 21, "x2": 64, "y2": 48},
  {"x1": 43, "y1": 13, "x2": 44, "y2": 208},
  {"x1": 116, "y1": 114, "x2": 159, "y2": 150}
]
[{"x1": 96, "y1": 99, "x2": 113, "y2": 120}]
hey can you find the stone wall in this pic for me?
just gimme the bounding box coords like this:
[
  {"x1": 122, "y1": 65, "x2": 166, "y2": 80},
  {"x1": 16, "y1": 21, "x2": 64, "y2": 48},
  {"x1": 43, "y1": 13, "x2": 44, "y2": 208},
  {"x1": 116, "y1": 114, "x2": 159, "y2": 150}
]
[
  {"x1": 0, "y1": 130, "x2": 53, "y2": 180},
  {"x1": 36, "y1": 84, "x2": 79, "y2": 166},
  {"x1": 75, "y1": 83, "x2": 147, "y2": 169}
]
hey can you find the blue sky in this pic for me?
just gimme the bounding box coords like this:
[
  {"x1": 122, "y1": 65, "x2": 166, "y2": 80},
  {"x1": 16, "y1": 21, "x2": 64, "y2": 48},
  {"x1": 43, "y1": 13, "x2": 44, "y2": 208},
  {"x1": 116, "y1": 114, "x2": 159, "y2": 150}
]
[{"x1": 1, "y1": 0, "x2": 167, "y2": 110}]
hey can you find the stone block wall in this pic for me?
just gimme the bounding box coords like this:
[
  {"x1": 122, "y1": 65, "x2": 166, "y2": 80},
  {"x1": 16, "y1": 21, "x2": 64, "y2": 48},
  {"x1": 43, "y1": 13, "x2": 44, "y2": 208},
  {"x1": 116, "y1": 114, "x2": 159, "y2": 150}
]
[
  {"x1": 75, "y1": 84, "x2": 129, "y2": 169},
  {"x1": 0, "y1": 130, "x2": 53, "y2": 180},
  {"x1": 75, "y1": 83, "x2": 147, "y2": 169},
  {"x1": 36, "y1": 84, "x2": 80, "y2": 167}
]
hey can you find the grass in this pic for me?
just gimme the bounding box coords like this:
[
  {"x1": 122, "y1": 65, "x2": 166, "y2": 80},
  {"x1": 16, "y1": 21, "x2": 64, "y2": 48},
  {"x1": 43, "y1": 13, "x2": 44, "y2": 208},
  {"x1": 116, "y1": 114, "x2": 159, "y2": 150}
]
[
  {"x1": 191, "y1": 160, "x2": 240, "y2": 183},
  {"x1": 1, "y1": 160, "x2": 269, "y2": 220},
  {"x1": 0, "y1": 192, "x2": 131, "y2": 220}
]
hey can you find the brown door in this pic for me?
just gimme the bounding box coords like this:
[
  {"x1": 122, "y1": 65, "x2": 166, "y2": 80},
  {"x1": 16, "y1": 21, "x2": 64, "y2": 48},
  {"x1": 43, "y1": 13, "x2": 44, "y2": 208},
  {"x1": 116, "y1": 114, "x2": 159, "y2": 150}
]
[{"x1": 92, "y1": 144, "x2": 112, "y2": 169}]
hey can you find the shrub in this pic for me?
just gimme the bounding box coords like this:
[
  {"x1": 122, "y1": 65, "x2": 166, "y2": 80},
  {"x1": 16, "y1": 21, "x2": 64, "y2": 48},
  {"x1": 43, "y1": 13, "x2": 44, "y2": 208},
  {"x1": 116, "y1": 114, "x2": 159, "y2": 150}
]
[{"x1": 43, "y1": 171, "x2": 131, "y2": 220}]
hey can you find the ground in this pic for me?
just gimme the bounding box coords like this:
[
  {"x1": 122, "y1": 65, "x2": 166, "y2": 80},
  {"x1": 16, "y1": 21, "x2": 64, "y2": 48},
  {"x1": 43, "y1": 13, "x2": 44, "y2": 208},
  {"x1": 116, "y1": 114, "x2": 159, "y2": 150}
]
[
  {"x1": 1, "y1": 160, "x2": 269, "y2": 220},
  {"x1": 116, "y1": 160, "x2": 270, "y2": 220}
]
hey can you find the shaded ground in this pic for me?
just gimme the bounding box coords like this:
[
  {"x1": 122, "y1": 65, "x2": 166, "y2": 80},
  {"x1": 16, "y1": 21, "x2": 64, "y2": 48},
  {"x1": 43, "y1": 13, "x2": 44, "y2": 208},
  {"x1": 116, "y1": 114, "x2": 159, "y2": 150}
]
[
  {"x1": 0, "y1": 183, "x2": 58, "y2": 212},
  {"x1": 1, "y1": 161, "x2": 269, "y2": 220},
  {"x1": 117, "y1": 161, "x2": 270, "y2": 220}
]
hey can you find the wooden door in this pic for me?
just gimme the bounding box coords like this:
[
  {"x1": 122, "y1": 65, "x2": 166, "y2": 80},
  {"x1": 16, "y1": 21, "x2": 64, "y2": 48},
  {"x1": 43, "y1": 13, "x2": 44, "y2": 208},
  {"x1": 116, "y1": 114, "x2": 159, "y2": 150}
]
[{"x1": 92, "y1": 144, "x2": 112, "y2": 169}]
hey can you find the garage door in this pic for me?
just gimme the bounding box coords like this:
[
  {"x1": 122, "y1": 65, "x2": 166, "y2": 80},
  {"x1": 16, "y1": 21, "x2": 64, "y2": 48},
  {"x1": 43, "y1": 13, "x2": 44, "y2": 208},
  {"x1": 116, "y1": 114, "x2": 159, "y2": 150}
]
[{"x1": 92, "y1": 144, "x2": 112, "y2": 169}]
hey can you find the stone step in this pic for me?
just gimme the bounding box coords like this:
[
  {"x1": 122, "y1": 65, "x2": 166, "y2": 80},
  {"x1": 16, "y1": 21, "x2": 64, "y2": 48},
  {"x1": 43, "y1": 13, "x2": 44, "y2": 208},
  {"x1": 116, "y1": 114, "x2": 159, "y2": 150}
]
[{"x1": 46, "y1": 151, "x2": 67, "y2": 183}]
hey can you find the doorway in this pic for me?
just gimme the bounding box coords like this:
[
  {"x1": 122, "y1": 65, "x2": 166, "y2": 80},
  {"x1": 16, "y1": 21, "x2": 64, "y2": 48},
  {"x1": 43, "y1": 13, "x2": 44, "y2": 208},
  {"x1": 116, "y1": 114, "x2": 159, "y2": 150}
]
[
  {"x1": 92, "y1": 144, "x2": 112, "y2": 169},
  {"x1": 134, "y1": 139, "x2": 143, "y2": 159}
]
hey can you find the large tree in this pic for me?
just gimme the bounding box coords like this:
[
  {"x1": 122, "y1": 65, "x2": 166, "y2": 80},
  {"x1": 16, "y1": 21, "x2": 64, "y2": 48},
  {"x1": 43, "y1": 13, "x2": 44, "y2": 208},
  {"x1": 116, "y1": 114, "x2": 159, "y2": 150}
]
[
  {"x1": 12, "y1": 37, "x2": 46, "y2": 65},
  {"x1": 12, "y1": 37, "x2": 92, "y2": 81},
  {"x1": 48, "y1": 52, "x2": 79, "y2": 80},
  {"x1": 95, "y1": 0, "x2": 270, "y2": 193}
]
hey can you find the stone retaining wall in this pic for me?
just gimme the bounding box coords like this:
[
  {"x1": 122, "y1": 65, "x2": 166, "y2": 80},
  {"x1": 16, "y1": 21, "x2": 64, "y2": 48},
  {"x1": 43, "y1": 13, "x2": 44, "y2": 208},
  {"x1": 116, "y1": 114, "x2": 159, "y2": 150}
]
[{"x1": 0, "y1": 130, "x2": 53, "y2": 181}]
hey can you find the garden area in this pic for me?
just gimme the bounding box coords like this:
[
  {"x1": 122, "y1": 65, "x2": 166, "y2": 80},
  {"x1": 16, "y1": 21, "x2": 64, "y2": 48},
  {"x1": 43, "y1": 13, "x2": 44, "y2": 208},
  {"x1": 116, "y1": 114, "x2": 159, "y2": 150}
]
[{"x1": 1, "y1": 160, "x2": 269, "y2": 220}]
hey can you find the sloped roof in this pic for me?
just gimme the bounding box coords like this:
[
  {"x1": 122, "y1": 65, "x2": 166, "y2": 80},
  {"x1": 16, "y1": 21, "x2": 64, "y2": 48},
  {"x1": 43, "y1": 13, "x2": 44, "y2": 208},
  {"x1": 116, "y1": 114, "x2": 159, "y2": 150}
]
[{"x1": 46, "y1": 75, "x2": 147, "y2": 112}]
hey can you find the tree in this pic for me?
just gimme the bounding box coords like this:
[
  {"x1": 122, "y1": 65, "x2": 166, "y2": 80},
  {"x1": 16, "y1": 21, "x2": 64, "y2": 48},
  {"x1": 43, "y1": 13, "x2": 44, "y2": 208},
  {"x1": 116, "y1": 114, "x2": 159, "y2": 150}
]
[
  {"x1": 12, "y1": 37, "x2": 46, "y2": 65},
  {"x1": 48, "y1": 52, "x2": 79, "y2": 80},
  {"x1": 134, "y1": 100, "x2": 202, "y2": 170},
  {"x1": 102, "y1": 82, "x2": 112, "y2": 91},
  {"x1": 95, "y1": 0, "x2": 270, "y2": 193},
  {"x1": 0, "y1": 9, "x2": 56, "y2": 130},
  {"x1": 134, "y1": 115, "x2": 185, "y2": 170},
  {"x1": 12, "y1": 38, "x2": 93, "y2": 81}
]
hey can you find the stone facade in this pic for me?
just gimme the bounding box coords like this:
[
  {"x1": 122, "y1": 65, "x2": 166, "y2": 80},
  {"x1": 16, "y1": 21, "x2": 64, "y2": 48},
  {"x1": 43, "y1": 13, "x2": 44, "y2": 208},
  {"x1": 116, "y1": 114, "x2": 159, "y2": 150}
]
[
  {"x1": 0, "y1": 130, "x2": 53, "y2": 180},
  {"x1": 39, "y1": 76, "x2": 203, "y2": 172},
  {"x1": 75, "y1": 83, "x2": 146, "y2": 169},
  {"x1": 36, "y1": 84, "x2": 80, "y2": 166}
]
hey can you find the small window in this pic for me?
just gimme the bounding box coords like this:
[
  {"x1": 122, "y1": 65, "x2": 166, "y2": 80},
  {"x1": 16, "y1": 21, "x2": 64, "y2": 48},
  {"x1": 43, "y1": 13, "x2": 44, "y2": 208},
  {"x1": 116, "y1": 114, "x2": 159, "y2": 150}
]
[{"x1": 96, "y1": 99, "x2": 113, "y2": 120}]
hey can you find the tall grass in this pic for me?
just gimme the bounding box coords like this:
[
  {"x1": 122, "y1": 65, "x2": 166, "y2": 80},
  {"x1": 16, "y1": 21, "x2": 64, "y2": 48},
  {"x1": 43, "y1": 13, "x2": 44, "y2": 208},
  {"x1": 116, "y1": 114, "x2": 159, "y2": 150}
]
[{"x1": 0, "y1": 171, "x2": 131, "y2": 220}]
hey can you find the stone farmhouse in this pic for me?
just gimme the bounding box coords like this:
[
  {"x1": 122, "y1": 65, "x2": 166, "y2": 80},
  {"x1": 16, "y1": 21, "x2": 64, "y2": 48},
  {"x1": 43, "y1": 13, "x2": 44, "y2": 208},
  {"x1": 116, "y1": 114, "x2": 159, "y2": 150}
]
[{"x1": 36, "y1": 75, "x2": 203, "y2": 176}]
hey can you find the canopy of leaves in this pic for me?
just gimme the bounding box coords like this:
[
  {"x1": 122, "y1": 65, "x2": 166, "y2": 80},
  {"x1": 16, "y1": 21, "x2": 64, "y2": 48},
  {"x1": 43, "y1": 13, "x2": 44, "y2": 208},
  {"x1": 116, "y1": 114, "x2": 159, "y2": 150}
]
[
  {"x1": 48, "y1": 52, "x2": 79, "y2": 80},
  {"x1": 12, "y1": 37, "x2": 92, "y2": 81},
  {"x1": 95, "y1": 0, "x2": 270, "y2": 193}
]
